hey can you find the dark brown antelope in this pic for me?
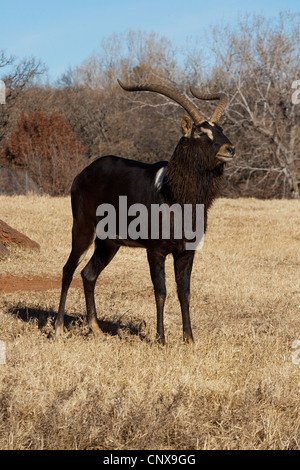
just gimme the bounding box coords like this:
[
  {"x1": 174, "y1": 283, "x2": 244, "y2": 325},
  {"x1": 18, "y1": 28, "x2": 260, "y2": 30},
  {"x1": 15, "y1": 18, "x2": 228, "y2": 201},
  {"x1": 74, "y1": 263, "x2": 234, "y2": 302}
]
[{"x1": 55, "y1": 80, "x2": 235, "y2": 344}]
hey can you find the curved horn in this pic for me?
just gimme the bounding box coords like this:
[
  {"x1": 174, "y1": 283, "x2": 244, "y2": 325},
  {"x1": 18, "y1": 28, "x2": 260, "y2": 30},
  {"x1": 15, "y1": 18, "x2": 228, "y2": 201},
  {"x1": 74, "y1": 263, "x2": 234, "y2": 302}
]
[
  {"x1": 118, "y1": 79, "x2": 206, "y2": 125},
  {"x1": 189, "y1": 87, "x2": 228, "y2": 123}
]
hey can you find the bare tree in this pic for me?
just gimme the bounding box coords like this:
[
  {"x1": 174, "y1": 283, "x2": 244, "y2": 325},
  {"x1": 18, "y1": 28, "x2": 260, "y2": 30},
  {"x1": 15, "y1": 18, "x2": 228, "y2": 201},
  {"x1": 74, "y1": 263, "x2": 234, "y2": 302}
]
[
  {"x1": 2, "y1": 17, "x2": 298, "y2": 199},
  {"x1": 208, "y1": 12, "x2": 300, "y2": 198},
  {"x1": 0, "y1": 51, "x2": 46, "y2": 150},
  {"x1": 62, "y1": 31, "x2": 180, "y2": 90},
  {"x1": 56, "y1": 31, "x2": 184, "y2": 164}
]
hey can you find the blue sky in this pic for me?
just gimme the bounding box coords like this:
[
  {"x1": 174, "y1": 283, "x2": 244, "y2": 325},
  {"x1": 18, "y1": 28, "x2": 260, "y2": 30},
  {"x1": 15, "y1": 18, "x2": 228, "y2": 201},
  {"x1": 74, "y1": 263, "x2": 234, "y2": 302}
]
[{"x1": 1, "y1": 0, "x2": 299, "y2": 82}]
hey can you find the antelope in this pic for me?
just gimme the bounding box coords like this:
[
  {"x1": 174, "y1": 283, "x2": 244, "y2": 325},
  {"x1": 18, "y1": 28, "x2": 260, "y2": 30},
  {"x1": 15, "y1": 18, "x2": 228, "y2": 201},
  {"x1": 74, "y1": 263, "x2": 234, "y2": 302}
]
[{"x1": 55, "y1": 80, "x2": 235, "y2": 344}]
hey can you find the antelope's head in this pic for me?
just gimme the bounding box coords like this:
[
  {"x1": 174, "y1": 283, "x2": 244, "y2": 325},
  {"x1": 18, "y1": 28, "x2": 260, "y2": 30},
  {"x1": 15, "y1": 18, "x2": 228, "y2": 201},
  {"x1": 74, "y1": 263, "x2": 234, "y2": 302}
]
[{"x1": 117, "y1": 79, "x2": 235, "y2": 167}]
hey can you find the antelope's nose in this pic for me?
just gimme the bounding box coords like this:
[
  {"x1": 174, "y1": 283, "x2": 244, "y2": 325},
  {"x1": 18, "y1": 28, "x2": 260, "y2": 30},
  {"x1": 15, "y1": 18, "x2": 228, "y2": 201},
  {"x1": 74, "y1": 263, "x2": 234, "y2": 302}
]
[{"x1": 227, "y1": 146, "x2": 235, "y2": 156}]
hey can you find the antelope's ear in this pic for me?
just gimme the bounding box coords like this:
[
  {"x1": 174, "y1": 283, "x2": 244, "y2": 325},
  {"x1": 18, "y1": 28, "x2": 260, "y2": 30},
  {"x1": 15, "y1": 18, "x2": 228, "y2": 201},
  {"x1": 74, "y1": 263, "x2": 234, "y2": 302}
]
[{"x1": 181, "y1": 115, "x2": 193, "y2": 137}]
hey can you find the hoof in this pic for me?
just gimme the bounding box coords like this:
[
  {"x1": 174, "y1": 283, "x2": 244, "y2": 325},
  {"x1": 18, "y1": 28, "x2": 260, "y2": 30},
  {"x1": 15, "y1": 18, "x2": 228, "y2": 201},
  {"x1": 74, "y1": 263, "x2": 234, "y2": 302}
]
[
  {"x1": 55, "y1": 323, "x2": 64, "y2": 339},
  {"x1": 90, "y1": 322, "x2": 105, "y2": 339},
  {"x1": 183, "y1": 333, "x2": 194, "y2": 344},
  {"x1": 155, "y1": 335, "x2": 166, "y2": 346}
]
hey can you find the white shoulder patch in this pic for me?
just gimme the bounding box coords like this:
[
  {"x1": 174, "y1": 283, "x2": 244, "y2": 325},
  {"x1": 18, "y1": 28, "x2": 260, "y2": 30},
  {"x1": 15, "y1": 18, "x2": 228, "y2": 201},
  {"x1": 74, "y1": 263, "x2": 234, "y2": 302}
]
[{"x1": 154, "y1": 167, "x2": 167, "y2": 190}]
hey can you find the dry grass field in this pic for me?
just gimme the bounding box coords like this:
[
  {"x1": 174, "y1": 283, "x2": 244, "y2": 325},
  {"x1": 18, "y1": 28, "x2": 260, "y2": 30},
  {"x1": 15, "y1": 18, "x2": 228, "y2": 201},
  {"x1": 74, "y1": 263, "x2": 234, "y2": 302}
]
[{"x1": 0, "y1": 194, "x2": 299, "y2": 450}]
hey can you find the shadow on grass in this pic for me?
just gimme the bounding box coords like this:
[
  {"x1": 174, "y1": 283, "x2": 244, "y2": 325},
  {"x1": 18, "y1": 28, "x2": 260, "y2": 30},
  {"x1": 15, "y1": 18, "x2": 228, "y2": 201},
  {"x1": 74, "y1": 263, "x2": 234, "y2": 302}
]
[{"x1": 6, "y1": 304, "x2": 147, "y2": 341}]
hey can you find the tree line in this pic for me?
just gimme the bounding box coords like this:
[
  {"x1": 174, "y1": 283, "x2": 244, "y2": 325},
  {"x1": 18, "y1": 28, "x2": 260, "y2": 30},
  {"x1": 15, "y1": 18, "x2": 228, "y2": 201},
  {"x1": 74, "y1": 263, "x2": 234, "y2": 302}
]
[{"x1": 0, "y1": 12, "x2": 299, "y2": 198}]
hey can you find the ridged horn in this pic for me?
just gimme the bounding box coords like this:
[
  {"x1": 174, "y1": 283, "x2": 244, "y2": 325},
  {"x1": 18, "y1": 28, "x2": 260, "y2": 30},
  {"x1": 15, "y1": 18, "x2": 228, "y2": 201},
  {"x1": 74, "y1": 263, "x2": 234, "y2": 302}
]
[
  {"x1": 118, "y1": 79, "x2": 206, "y2": 125},
  {"x1": 189, "y1": 87, "x2": 228, "y2": 123}
]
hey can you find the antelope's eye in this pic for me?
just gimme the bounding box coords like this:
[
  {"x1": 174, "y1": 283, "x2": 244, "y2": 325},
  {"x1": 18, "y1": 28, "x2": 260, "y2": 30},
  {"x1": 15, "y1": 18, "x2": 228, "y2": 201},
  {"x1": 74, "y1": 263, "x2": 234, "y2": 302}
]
[
  {"x1": 199, "y1": 127, "x2": 214, "y2": 141},
  {"x1": 194, "y1": 130, "x2": 207, "y2": 138}
]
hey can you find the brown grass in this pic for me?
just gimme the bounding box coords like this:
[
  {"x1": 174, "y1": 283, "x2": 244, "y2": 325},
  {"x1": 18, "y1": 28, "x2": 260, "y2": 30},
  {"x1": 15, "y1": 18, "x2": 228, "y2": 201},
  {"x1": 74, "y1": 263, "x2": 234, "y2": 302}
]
[{"x1": 0, "y1": 194, "x2": 300, "y2": 450}]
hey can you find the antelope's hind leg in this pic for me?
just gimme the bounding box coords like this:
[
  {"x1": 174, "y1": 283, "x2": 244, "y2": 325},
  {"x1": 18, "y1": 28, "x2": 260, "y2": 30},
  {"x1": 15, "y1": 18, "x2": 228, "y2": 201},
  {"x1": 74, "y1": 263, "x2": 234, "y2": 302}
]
[
  {"x1": 81, "y1": 239, "x2": 119, "y2": 338},
  {"x1": 55, "y1": 223, "x2": 95, "y2": 338},
  {"x1": 147, "y1": 249, "x2": 167, "y2": 345}
]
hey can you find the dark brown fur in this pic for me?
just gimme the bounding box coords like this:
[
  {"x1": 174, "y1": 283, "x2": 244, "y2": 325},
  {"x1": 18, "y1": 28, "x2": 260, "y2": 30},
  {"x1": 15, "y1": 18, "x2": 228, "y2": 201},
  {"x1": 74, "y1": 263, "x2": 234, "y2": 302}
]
[
  {"x1": 164, "y1": 136, "x2": 225, "y2": 207},
  {"x1": 55, "y1": 116, "x2": 235, "y2": 344}
]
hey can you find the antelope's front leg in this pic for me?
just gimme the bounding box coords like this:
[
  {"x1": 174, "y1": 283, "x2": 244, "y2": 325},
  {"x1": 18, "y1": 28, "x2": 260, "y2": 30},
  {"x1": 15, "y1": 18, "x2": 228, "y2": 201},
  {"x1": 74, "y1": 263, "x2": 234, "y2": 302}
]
[{"x1": 173, "y1": 251, "x2": 195, "y2": 343}]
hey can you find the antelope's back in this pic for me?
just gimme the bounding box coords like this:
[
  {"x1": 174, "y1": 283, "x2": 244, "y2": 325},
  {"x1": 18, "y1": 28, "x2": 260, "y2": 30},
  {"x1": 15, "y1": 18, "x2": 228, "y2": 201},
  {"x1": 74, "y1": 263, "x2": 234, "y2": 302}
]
[{"x1": 70, "y1": 155, "x2": 168, "y2": 218}]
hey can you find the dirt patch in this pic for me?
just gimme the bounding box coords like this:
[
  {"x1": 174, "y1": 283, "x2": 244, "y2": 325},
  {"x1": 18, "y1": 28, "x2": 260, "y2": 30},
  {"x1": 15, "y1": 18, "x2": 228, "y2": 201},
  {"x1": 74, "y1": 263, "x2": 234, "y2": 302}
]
[{"x1": 0, "y1": 275, "x2": 82, "y2": 293}]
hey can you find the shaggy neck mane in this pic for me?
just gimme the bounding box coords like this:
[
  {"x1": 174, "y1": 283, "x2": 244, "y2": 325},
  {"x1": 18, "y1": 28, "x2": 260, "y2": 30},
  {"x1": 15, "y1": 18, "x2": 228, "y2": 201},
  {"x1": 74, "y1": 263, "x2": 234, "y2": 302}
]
[{"x1": 163, "y1": 137, "x2": 225, "y2": 209}]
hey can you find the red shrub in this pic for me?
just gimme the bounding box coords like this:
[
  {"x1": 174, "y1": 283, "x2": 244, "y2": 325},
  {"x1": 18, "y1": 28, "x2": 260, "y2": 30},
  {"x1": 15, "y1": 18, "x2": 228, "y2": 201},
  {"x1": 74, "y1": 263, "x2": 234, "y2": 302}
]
[{"x1": 2, "y1": 110, "x2": 86, "y2": 195}]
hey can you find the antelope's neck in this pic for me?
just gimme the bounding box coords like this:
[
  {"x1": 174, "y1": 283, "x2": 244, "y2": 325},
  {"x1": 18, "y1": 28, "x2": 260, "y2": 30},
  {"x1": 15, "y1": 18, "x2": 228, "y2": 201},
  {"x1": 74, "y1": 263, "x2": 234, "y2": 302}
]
[{"x1": 163, "y1": 139, "x2": 225, "y2": 209}]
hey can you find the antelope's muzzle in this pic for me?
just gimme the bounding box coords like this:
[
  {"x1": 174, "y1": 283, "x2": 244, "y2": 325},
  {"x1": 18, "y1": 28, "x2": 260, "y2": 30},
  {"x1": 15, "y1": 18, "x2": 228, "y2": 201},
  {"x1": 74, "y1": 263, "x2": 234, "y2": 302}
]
[{"x1": 216, "y1": 144, "x2": 235, "y2": 163}]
